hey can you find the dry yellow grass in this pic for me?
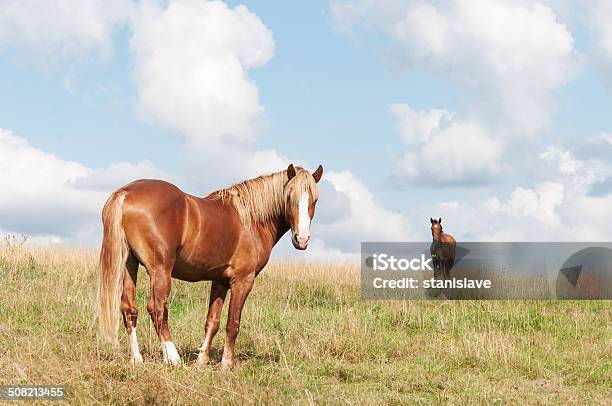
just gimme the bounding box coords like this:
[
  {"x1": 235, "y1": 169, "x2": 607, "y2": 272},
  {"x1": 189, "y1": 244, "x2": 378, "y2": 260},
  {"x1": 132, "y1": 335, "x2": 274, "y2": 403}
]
[{"x1": 0, "y1": 246, "x2": 610, "y2": 405}]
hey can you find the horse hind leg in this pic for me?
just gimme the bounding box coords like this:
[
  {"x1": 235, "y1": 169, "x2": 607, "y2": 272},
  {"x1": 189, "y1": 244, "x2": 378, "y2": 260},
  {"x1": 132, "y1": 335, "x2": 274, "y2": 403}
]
[
  {"x1": 121, "y1": 254, "x2": 143, "y2": 363},
  {"x1": 144, "y1": 253, "x2": 181, "y2": 365}
]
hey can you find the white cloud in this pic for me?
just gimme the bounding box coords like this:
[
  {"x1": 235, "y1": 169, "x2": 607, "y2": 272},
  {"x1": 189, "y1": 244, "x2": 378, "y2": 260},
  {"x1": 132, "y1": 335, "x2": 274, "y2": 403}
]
[
  {"x1": 183, "y1": 141, "x2": 289, "y2": 191},
  {"x1": 330, "y1": 0, "x2": 612, "y2": 244},
  {"x1": 0, "y1": 129, "x2": 170, "y2": 243},
  {"x1": 589, "y1": 132, "x2": 612, "y2": 146},
  {"x1": 540, "y1": 145, "x2": 609, "y2": 193},
  {"x1": 589, "y1": 1, "x2": 612, "y2": 77},
  {"x1": 302, "y1": 238, "x2": 360, "y2": 262},
  {"x1": 129, "y1": 0, "x2": 285, "y2": 188},
  {"x1": 485, "y1": 182, "x2": 565, "y2": 227},
  {"x1": 477, "y1": 179, "x2": 612, "y2": 242},
  {"x1": 334, "y1": 1, "x2": 579, "y2": 188},
  {"x1": 73, "y1": 160, "x2": 176, "y2": 191},
  {"x1": 130, "y1": 0, "x2": 273, "y2": 143},
  {"x1": 390, "y1": 103, "x2": 452, "y2": 144},
  {"x1": 391, "y1": 104, "x2": 503, "y2": 184},
  {"x1": 583, "y1": 0, "x2": 612, "y2": 89},
  {"x1": 5, "y1": 0, "x2": 610, "y2": 252},
  {"x1": 0, "y1": 129, "x2": 97, "y2": 218},
  {"x1": 0, "y1": 0, "x2": 413, "y2": 254},
  {"x1": 420, "y1": 144, "x2": 612, "y2": 241},
  {"x1": 0, "y1": 0, "x2": 132, "y2": 60},
  {"x1": 438, "y1": 201, "x2": 460, "y2": 211},
  {"x1": 0, "y1": 0, "x2": 425, "y2": 254},
  {"x1": 333, "y1": 0, "x2": 579, "y2": 136},
  {"x1": 0, "y1": 0, "x2": 287, "y2": 189},
  {"x1": 317, "y1": 171, "x2": 416, "y2": 250}
]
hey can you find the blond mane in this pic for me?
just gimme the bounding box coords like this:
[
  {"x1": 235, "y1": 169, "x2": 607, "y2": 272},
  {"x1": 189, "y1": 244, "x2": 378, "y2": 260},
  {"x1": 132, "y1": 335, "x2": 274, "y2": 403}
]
[{"x1": 207, "y1": 167, "x2": 319, "y2": 225}]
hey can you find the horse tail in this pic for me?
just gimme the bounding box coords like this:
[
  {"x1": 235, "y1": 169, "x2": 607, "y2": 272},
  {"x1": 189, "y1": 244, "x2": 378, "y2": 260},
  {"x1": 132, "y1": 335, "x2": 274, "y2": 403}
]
[{"x1": 97, "y1": 190, "x2": 129, "y2": 345}]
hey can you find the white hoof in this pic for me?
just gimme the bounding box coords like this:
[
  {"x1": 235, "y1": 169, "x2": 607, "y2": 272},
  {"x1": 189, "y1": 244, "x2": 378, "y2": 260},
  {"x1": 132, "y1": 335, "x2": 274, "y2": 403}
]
[
  {"x1": 129, "y1": 329, "x2": 144, "y2": 364},
  {"x1": 161, "y1": 341, "x2": 181, "y2": 365},
  {"x1": 131, "y1": 353, "x2": 144, "y2": 364}
]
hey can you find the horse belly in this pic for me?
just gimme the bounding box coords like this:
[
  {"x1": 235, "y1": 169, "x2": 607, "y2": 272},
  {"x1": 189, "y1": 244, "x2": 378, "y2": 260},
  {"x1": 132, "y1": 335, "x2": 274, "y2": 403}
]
[{"x1": 172, "y1": 258, "x2": 229, "y2": 282}]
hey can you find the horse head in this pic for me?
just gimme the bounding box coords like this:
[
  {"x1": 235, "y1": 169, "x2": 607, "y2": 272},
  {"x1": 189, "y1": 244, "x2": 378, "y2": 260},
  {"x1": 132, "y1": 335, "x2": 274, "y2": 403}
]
[
  {"x1": 430, "y1": 217, "x2": 443, "y2": 241},
  {"x1": 285, "y1": 164, "x2": 323, "y2": 250}
]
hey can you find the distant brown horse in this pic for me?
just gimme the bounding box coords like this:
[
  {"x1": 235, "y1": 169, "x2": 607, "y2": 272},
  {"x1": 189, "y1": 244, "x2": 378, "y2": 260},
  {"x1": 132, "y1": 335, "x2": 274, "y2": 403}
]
[
  {"x1": 98, "y1": 164, "x2": 323, "y2": 368},
  {"x1": 430, "y1": 218, "x2": 456, "y2": 279}
]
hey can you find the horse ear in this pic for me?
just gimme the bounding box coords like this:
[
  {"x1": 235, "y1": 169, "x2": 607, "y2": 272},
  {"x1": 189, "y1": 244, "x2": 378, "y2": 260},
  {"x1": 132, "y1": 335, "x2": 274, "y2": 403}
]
[
  {"x1": 438, "y1": 218, "x2": 442, "y2": 224},
  {"x1": 287, "y1": 164, "x2": 296, "y2": 180},
  {"x1": 312, "y1": 165, "x2": 323, "y2": 183},
  {"x1": 430, "y1": 218, "x2": 434, "y2": 224}
]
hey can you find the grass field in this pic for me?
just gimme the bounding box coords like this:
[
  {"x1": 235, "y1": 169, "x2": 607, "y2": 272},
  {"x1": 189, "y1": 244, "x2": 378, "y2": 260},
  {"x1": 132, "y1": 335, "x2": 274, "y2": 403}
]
[{"x1": 0, "y1": 246, "x2": 610, "y2": 405}]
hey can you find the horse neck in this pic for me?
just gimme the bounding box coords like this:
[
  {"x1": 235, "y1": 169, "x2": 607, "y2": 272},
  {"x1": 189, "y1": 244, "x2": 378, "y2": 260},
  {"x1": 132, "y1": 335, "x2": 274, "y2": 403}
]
[
  {"x1": 252, "y1": 187, "x2": 290, "y2": 246},
  {"x1": 255, "y1": 216, "x2": 290, "y2": 247}
]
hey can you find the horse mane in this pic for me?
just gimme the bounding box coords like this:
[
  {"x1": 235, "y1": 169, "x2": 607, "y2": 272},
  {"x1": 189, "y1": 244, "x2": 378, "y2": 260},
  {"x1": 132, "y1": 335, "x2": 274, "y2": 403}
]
[{"x1": 207, "y1": 167, "x2": 319, "y2": 225}]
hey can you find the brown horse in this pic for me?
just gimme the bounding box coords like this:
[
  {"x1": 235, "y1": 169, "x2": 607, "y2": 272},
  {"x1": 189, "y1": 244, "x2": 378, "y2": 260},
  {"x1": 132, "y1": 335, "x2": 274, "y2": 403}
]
[
  {"x1": 430, "y1": 218, "x2": 456, "y2": 279},
  {"x1": 98, "y1": 164, "x2": 323, "y2": 368}
]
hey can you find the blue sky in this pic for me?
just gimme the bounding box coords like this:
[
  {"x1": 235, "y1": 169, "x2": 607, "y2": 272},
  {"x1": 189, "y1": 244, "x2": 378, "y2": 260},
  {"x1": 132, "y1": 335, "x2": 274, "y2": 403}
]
[
  {"x1": 1, "y1": 0, "x2": 612, "y2": 255},
  {"x1": 0, "y1": 1, "x2": 459, "y2": 188},
  {"x1": 0, "y1": 29, "x2": 181, "y2": 172}
]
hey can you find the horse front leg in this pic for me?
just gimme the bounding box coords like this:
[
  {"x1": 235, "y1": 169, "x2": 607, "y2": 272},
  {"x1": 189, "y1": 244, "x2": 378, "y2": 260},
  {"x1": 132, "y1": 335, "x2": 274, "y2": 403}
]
[
  {"x1": 221, "y1": 274, "x2": 255, "y2": 370},
  {"x1": 443, "y1": 260, "x2": 451, "y2": 280},
  {"x1": 433, "y1": 258, "x2": 442, "y2": 279},
  {"x1": 196, "y1": 281, "x2": 229, "y2": 365}
]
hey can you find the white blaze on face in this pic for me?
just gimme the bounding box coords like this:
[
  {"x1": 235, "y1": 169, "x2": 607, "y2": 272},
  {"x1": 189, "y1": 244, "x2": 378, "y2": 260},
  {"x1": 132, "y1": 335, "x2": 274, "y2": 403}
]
[{"x1": 297, "y1": 192, "x2": 311, "y2": 240}]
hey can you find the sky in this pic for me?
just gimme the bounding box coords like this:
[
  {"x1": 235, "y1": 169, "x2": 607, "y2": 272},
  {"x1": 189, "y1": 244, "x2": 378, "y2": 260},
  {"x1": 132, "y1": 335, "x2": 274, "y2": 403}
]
[{"x1": 1, "y1": 0, "x2": 612, "y2": 259}]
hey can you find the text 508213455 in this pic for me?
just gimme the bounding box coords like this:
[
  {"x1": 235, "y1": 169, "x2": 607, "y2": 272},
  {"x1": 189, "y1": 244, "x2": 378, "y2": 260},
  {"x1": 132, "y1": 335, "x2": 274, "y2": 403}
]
[{"x1": 0, "y1": 385, "x2": 66, "y2": 400}]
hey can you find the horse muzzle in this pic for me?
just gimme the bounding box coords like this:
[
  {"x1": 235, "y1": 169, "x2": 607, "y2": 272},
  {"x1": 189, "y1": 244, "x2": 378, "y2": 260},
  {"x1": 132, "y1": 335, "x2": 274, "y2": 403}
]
[{"x1": 292, "y1": 233, "x2": 310, "y2": 250}]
